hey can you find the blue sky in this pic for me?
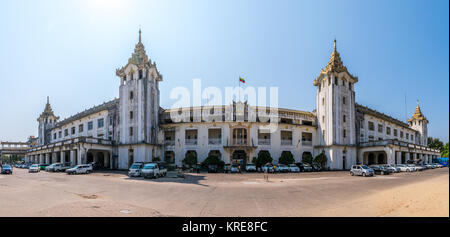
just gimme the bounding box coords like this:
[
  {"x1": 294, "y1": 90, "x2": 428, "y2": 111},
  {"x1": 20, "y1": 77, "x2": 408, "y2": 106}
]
[{"x1": 0, "y1": 0, "x2": 448, "y2": 142}]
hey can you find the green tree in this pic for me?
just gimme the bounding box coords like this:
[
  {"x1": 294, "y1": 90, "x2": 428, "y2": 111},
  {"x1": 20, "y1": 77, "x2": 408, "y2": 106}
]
[
  {"x1": 255, "y1": 150, "x2": 272, "y2": 167},
  {"x1": 302, "y1": 153, "x2": 313, "y2": 164},
  {"x1": 201, "y1": 155, "x2": 225, "y2": 169},
  {"x1": 152, "y1": 156, "x2": 161, "y2": 162},
  {"x1": 313, "y1": 151, "x2": 328, "y2": 168},
  {"x1": 441, "y1": 143, "x2": 449, "y2": 158},
  {"x1": 182, "y1": 153, "x2": 197, "y2": 168},
  {"x1": 279, "y1": 151, "x2": 295, "y2": 165},
  {"x1": 428, "y1": 137, "x2": 444, "y2": 151}
]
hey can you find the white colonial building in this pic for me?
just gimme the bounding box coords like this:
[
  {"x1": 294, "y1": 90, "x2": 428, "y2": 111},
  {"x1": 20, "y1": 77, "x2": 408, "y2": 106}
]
[{"x1": 25, "y1": 33, "x2": 440, "y2": 170}]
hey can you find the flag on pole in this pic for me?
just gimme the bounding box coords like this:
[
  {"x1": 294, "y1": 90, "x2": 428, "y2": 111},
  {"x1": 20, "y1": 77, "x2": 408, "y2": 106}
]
[{"x1": 239, "y1": 77, "x2": 246, "y2": 83}]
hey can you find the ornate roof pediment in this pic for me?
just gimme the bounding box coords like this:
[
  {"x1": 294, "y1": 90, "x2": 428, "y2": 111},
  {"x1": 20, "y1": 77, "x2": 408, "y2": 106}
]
[
  {"x1": 407, "y1": 100, "x2": 428, "y2": 123},
  {"x1": 116, "y1": 30, "x2": 162, "y2": 81},
  {"x1": 314, "y1": 40, "x2": 358, "y2": 86}
]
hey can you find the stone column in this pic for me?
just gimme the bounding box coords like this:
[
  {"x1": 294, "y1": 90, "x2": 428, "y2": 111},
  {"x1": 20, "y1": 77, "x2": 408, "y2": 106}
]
[
  {"x1": 39, "y1": 154, "x2": 44, "y2": 164},
  {"x1": 45, "y1": 153, "x2": 50, "y2": 164},
  {"x1": 70, "y1": 150, "x2": 75, "y2": 166},
  {"x1": 396, "y1": 151, "x2": 402, "y2": 164},
  {"x1": 77, "y1": 148, "x2": 85, "y2": 165},
  {"x1": 104, "y1": 151, "x2": 109, "y2": 169},
  {"x1": 109, "y1": 152, "x2": 113, "y2": 169},
  {"x1": 61, "y1": 151, "x2": 65, "y2": 164},
  {"x1": 419, "y1": 153, "x2": 423, "y2": 164},
  {"x1": 52, "y1": 152, "x2": 57, "y2": 164},
  {"x1": 405, "y1": 152, "x2": 410, "y2": 163}
]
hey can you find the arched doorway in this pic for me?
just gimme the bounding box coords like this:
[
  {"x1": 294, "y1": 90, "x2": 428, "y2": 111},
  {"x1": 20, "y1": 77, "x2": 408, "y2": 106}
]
[
  {"x1": 377, "y1": 153, "x2": 386, "y2": 164},
  {"x1": 232, "y1": 150, "x2": 247, "y2": 165},
  {"x1": 164, "y1": 151, "x2": 175, "y2": 164},
  {"x1": 128, "y1": 149, "x2": 134, "y2": 168},
  {"x1": 302, "y1": 152, "x2": 313, "y2": 164},
  {"x1": 368, "y1": 153, "x2": 375, "y2": 165},
  {"x1": 87, "y1": 152, "x2": 94, "y2": 164},
  {"x1": 96, "y1": 152, "x2": 105, "y2": 168}
]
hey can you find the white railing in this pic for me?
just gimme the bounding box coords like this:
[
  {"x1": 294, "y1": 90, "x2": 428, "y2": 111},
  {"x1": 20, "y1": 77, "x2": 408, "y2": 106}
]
[
  {"x1": 165, "y1": 140, "x2": 175, "y2": 146},
  {"x1": 302, "y1": 140, "x2": 312, "y2": 146},
  {"x1": 281, "y1": 140, "x2": 292, "y2": 146},
  {"x1": 185, "y1": 139, "x2": 197, "y2": 145},
  {"x1": 258, "y1": 139, "x2": 270, "y2": 145},
  {"x1": 208, "y1": 138, "x2": 222, "y2": 145}
]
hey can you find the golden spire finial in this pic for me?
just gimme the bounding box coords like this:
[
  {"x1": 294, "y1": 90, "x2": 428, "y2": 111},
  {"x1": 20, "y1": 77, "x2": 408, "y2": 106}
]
[
  {"x1": 47, "y1": 96, "x2": 49, "y2": 104},
  {"x1": 139, "y1": 27, "x2": 142, "y2": 43},
  {"x1": 417, "y1": 99, "x2": 419, "y2": 106},
  {"x1": 334, "y1": 38, "x2": 337, "y2": 51}
]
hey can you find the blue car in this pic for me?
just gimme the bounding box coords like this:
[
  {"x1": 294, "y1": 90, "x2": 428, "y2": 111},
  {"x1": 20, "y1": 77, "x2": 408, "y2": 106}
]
[{"x1": 1, "y1": 164, "x2": 13, "y2": 174}]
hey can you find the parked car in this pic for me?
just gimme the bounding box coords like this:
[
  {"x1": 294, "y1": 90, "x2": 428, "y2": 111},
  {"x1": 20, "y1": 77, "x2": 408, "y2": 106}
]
[
  {"x1": 207, "y1": 164, "x2": 218, "y2": 173},
  {"x1": 288, "y1": 164, "x2": 300, "y2": 172},
  {"x1": 303, "y1": 164, "x2": 313, "y2": 172},
  {"x1": 433, "y1": 163, "x2": 443, "y2": 168},
  {"x1": 39, "y1": 164, "x2": 49, "y2": 170},
  {"x1": 295, "y1": 162, "x2": 305, "y2": 172},
  {"x1": 394, "y1": 164, "x2": 414, "y2": 172},
  {"x1": 275, "y1": 164, "x2": 290, "y2": 173},
  {"x1": 230, "y1": 164, "x2": 240, "y2": 173},
  {"x1": 66, "y1": 165, "x2": 91, "y2": 175},
  {"x1": 1, "y1": 164, "x2": 13, "y2": 174},
  {"x1": 350, "y1": 165, "x2": 374, "y2": 177},
  {"x1": 45, "y1": 163, "x2": 71, "y2": 172},
  {"x1": 89, "y1": 162, "x2": 100, "y2": 170},
  {"x1": 312, "y1": 163, "x2": 322, "y2": 172},
  {"x1": 223, "y1": 164, "x2": 231, "y2": 173},
  {"x1": 28, "y1": 164, "x2": 40, "y2": 173},
  {"x1": 430, "y1": 164, "x2": 437, "y2": 169},
  {"x1": 413, "y1": 164, "x2": 425, "y2": 171},
  {"x1": 369, "y1": 165, "x2": 391, "y2": 175},
  {"x1": 245, "y1": 163, "x2": 257, "y2": 172},
  {"x1": 141, "y1": 163, "x2": 167, "y2": 179},
  {"x1": 261, "y1": 164, "x2": 274, "y2": 173},
  {"x1": 383, "y1": 164, "x2": 400, "y2": 173},
  {"x1": 423, "y1": 163, "x2": 432, "y2": 169},
  {"x1": 128, "y1": 163, "x2": 144, "y2": 177},
  {"x1": 406, "y1": 164, "x2": 419, "y2": 171}
]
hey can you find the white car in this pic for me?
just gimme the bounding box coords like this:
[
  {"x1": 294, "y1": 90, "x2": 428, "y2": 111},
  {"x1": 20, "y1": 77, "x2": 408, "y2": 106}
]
[
  {"x1": 66, "y1": 165, "x2": 91, "y2": 175},
  {"x1": 433, "y1": 163, "x2": 443, "y2": 168},
  {"x1": 395, "y1": 164, "x2": 414, "y2": 172},
  {"x1": 288, "y1": 164, "x2": 300, "y2": 172},
  {"x1": 245, "y1": 163, "x2": 257, "y2": 172},
  {"x1": 275, "y1": 164, "x2": 290, "y2": 173},
  {"x1": 407, "y1": 164, "x2": 419, "y2": 171},
  {"x1": 28, "y1": 164, "x2": 40, "y2": 173},
  {"x1": 230, "y1": 164, "x2": 240, "y2": 173}
]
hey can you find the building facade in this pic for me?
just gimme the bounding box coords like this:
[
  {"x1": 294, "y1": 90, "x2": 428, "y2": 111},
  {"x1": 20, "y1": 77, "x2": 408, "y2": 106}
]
[{"x1": 25, "y1": 33, "x2": 441, "y2": 170}]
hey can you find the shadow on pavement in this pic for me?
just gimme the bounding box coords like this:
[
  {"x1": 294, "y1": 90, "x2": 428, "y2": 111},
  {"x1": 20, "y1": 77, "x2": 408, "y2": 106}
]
[{"x1": 124, "y1": 173, "x2": 209, "y2": 187}]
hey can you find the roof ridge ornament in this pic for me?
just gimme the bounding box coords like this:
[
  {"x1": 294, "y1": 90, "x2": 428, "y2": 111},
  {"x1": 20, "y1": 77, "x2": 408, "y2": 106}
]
[
  {"x1": 128, "y1": 29, "x2": 149, "y2": 65},
  {"x1": 407, "y1": 99, "x2": 428, "y2": 123}
]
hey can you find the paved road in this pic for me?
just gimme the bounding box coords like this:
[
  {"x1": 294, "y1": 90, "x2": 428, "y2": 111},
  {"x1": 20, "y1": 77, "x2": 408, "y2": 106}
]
[{"x1": 0, "y1": 167, "x2": 448, "y2": 216}]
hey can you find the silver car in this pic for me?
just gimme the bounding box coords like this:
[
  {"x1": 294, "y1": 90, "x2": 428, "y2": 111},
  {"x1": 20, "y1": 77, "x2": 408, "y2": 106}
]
[
  {"x1": 28, "y1": 164, "x2": 40, "y2": 173},
  {"x1": 382, "y1": 164, "x2": 400, "y2": 173},
  {"x1": 245, "y1": 163, "x2": 257, "y2": 172},
  {"x1": 350, "y1": 165, "x2": 374, "y2": 177},
  {"x1": 289, "y1": 164, "x2": 300, "y2": 172}
]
